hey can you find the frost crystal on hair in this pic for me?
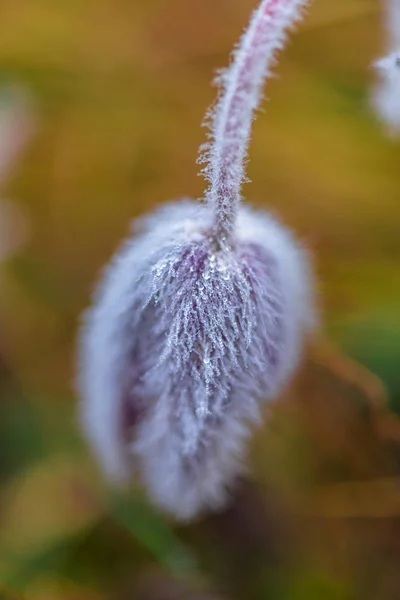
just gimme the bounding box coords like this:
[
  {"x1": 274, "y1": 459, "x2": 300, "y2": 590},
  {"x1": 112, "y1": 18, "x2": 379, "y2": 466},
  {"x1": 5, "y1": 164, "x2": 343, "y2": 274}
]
[
  {"x1": 78, "y1": 0, "x2": 316, "y2": 521},
  {"x1": 372, "y1": 0, "x2": 400, "y2": 133}
]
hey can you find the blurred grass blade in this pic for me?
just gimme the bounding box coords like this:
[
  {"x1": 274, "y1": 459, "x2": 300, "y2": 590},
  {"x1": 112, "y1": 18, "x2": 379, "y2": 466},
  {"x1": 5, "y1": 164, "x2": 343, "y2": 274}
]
[
  {"x1": 2, "y1": 532, "x2": 85, "y2": 592},
  {"x1": 109, "y1": 493, "x2": 198, "y2": 578}
]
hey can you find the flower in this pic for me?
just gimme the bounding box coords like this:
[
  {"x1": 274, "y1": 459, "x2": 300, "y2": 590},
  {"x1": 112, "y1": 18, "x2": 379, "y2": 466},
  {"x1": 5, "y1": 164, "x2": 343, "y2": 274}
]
[
  {"x1": 78, "y1": 0, "x2": 316, "y2": 521},
  {"x1": 372, "y1": 0, "x2": 400, "y2": 133}
]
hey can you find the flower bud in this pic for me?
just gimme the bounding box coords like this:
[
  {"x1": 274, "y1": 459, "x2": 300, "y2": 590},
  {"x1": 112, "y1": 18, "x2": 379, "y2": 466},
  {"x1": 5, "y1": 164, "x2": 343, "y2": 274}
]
[{"x1": 78, "y1": 0, "x2": 316, "y2": 520}]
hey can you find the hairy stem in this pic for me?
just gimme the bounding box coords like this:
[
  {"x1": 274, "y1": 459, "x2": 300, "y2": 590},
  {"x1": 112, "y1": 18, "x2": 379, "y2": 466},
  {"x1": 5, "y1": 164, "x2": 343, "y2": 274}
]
[{"x1": 199, "y1": 0, "x2": 310, "y2": 243}]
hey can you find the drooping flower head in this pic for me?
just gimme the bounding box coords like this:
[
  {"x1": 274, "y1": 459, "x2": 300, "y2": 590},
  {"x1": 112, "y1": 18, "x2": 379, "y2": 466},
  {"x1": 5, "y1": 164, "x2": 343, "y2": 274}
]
[
  {"x1": 372, "y1": 0, "x2": 400, "y2": 133},
  {"x1": 78, "y1": 0, "x2": 316, "y2": 520}
]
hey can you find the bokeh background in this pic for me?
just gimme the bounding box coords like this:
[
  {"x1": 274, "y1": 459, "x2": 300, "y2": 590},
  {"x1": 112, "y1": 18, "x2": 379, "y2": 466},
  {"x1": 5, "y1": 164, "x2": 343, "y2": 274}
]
[{"x1": 1, "y1": 0, "x2": 400, "y2": 598}]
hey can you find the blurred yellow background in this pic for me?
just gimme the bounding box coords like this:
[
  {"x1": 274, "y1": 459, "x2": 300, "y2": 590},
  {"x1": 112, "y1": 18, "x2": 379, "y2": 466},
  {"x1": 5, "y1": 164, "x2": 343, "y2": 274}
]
[{"x1": 1, "y1": 1, "x2": 400, "y2": 599}]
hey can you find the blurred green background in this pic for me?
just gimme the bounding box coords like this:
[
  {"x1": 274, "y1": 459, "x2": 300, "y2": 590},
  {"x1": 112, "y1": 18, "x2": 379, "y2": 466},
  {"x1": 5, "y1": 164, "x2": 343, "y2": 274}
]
[{"x1": 1, "y1": 0, "x2": 400, "y2": 598}]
